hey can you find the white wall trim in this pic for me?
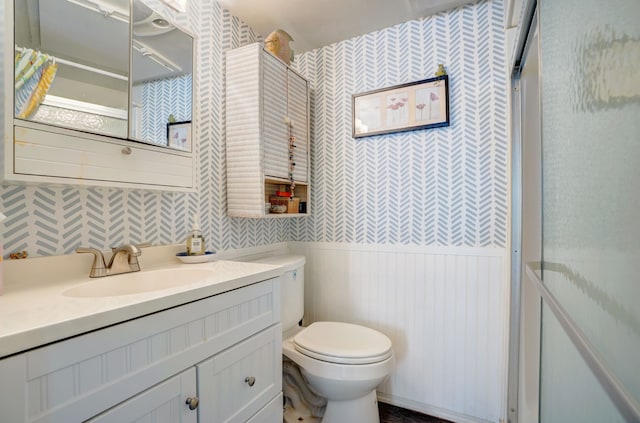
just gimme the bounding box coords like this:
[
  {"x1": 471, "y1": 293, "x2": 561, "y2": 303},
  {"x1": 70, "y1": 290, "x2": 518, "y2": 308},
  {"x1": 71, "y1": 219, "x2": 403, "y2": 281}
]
[
  {"x1": 289, "y1": 241, "x2": 506, "y2": 258},
  {"x1": 293, "y1": 241, "x2": 510, "y2": 422},
  {"x1": 378, "y1": 393, "x2": 494, "y2": 423}
]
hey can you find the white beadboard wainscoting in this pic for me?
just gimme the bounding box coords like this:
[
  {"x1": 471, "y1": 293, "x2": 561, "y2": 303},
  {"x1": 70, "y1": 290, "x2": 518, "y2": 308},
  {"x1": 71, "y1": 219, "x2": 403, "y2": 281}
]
[{"x1": 289, "y1": 242, "x2": 510, "y2": 423}]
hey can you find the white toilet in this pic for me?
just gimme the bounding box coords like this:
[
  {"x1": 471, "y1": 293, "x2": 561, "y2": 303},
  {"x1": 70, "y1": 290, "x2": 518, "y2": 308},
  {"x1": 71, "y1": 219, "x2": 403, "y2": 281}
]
[{"x1": 251, "y1": 255, "x2": 395, "y2": 423}]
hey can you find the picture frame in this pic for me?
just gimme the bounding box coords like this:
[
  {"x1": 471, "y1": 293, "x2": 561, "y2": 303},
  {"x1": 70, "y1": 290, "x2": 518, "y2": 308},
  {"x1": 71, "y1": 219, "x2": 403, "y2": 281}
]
[
  {"x1": 166, "y1": 121, "x2": 192, "y2": 151},
  {"x1": 352, "y1": 75, "x2": 449, "y2": 138}
]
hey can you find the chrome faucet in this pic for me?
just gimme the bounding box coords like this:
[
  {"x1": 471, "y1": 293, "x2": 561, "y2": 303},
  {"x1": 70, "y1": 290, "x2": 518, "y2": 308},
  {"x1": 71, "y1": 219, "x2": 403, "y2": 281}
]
[{"x1": 76, "y1": 242, "x2": 150, "y2": 278}]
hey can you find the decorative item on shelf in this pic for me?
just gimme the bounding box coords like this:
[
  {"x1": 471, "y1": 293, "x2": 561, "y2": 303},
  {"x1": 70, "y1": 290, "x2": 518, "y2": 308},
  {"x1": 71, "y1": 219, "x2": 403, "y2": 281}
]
[
  {"x1": 269, "y1": 205, "x2": 287, "y2": 214},
  {"x1": 269, "y1": 195, "x2": 300, "y2": 214},
  {"x1": 435, "y1": 63, "x2": 447, "y2": 76},
  {"x1": 269, "y1": 196, "x2": 288, "y2": 211},
  {"x1": 265, "y1": 29, "x2": 294, "y2": 65},
  {"x1": 286, "y1": 197, "x2": 300, "y2": 214},
  {"x1": 9, "y1": 250, "x2": 29, "y2": 259}
]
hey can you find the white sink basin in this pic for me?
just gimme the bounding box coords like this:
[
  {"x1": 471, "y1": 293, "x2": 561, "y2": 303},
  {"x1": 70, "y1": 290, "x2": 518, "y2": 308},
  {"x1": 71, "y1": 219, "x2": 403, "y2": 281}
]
[{"x1": 63, "y1": 268, "x2": 214, "y2": 297}]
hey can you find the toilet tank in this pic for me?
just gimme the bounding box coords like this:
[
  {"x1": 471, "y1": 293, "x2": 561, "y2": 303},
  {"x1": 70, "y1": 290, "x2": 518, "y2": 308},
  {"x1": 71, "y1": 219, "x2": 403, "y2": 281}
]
[{"x1": 250, "y1": 255, "x2": 305, "y2": 332}]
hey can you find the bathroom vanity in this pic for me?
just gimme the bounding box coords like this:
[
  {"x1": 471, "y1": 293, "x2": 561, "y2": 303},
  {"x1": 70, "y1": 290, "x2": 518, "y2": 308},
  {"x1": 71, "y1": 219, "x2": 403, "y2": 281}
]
[{"x1": 0, "y1": 259, "x2": 283, "y2": 422}]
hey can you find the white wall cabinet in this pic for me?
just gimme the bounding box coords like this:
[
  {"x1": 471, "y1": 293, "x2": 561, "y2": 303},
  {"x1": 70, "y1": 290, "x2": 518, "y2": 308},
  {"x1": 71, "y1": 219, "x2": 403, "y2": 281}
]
[
  {"x1": 9, "y1": 124, "x2": 194, "y2": 190},
  {"x1": 226, "y1": 43, "x2": 310, "y2": 218},
  {"x1": 0, "y1": 278, "x2": 282, "y2": 423},
  {"x1": 2, "y1": 0, "x2": 195, "y2": 192}
]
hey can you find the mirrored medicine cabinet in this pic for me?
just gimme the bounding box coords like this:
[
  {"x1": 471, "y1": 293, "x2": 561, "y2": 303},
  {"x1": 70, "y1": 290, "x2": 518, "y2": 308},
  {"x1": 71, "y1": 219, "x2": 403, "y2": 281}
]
[{"x1": 5, "y1": 0, "x2": 196, "y2": 190}]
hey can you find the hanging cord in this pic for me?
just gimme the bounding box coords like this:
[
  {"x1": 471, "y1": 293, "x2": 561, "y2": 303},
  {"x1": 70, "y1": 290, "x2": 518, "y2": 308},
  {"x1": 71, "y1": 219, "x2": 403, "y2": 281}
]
[{"x1": 288, "y1": 121, "x2": 296, "y2": 199}]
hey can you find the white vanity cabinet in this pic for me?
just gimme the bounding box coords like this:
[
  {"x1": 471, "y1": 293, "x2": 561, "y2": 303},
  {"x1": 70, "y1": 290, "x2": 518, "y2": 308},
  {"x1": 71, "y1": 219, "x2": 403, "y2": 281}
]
[
  {"x1": 226, "y1": 43, "x2": 310, "y2": 218},
  {"x1": 197, "y1": 326, "x2": 282, "y2": 422},
  {"x1": 0, "y1": 278, "x2": 282, "y2": 423},
  {"x1": 87, "y1": 368, "x2": 198, "y2": 423}
]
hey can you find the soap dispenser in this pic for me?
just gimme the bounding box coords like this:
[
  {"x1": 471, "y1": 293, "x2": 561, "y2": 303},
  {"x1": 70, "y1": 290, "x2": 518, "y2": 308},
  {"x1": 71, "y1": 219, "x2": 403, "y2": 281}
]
[{"x1": 186, "y1": 214, "x2": 205, "y2": 256}]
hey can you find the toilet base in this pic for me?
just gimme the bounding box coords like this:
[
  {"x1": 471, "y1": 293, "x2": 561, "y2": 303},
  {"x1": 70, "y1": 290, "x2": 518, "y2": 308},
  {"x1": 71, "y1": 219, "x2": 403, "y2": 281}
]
[{"x1": 321, "y1": 390, "x2": 380, "y2": 423}]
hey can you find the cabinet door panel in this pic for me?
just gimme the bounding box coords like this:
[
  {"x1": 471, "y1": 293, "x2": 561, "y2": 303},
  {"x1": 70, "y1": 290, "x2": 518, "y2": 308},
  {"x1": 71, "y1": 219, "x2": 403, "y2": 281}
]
[
  {"x1": 197, "y1": 325, "x2": 282, "y2": 423},
  {"x1": 287, "y1": 71, "x2": 309, "y2": 183},
  {"x1": 87, "y1": 368, "x2": 197, "y2": 423},
  {"x1": 262, "y1": 52, "x2": 289, "y2": 180},
  {"x1": 226, "y1": 46, "x2": 265, "y2": 216}
]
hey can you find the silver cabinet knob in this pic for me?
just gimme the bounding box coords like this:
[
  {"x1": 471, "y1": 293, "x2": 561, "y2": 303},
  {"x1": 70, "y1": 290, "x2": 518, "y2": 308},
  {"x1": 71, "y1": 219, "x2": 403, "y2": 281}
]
[
  {"x1": 121, "y1": 147, "x2": 132, "y2": 155},
  {"x1": 244, "y1": 376, "x2": 256, "y2": 387},
  {"x1": 185, "y1": 396, "x2": 199, "y2": 410}
]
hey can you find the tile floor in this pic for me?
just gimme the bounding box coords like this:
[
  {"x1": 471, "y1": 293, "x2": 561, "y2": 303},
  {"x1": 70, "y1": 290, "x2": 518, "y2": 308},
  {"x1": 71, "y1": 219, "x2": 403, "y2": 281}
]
[
  {"x1": 378, "y1": 402, "x2": 453, "y2": 423},
  {"x1": 283, "y1": 399, "x2": 453, "y2": 422}
]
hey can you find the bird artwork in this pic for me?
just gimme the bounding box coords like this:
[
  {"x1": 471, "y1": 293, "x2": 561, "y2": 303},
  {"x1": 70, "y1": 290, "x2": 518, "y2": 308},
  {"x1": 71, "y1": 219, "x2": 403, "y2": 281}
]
[
  {"x1": 435, "y1": 64, "x2": 447, "y2": 76},
  {"x1": 265, "y1": 29, "x2": 294, "y2": 65}
]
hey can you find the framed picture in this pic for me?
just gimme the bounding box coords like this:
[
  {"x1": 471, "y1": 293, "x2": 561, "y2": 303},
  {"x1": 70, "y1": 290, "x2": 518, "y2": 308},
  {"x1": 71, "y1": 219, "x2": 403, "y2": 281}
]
[
  {"x1": 352, "y1": 75, "x2": 449, "y2": 138},
  {"x1": 167, "y1": 121, "x2": 192, "y2": 151}
]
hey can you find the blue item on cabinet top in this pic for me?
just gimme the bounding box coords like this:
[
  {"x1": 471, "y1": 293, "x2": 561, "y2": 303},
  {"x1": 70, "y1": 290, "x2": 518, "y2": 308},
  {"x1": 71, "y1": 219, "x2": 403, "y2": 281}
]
[{"x1": 176, "y1": 251, "x2": 216, "y2": 264}]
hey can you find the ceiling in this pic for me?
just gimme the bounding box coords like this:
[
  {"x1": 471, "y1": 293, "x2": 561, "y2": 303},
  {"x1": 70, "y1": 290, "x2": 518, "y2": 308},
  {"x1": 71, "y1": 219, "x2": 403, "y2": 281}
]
[{"x1": 218, "y1": 0, "x2": 478, "y2": 53}]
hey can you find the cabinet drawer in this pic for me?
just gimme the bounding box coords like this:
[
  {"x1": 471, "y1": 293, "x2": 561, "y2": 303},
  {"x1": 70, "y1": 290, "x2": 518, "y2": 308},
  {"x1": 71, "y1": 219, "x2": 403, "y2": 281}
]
[
  {"x1": 87, "y1": 368, "x2": 197, "y2": 423},
  {"x1": 197, "y1": 325, "x2": 282, "y2": 422},
  {"x1": 13, "y1": 125, "x2": 193, "y2": 190},
  {"x1": 247, "y1": 392, "x2": 283, "y2": 423}
]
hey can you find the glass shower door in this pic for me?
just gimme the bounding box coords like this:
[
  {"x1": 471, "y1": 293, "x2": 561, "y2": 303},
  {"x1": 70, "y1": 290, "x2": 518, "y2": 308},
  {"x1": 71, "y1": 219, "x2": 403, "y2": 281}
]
[{"x1": 537, "y1": 0, "x2": 640, "y2": 420}]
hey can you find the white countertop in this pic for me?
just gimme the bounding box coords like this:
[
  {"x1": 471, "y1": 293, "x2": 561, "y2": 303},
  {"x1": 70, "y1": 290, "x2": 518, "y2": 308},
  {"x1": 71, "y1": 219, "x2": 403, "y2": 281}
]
[{"x1": 0, "y1": 247, "x2": 284, "y2": 359}]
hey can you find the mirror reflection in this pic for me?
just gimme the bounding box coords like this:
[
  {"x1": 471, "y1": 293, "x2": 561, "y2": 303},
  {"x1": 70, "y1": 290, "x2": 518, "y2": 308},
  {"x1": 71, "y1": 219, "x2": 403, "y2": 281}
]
[
  {"x1": 130, "y1": 0, "x2": 193, "y2": 150},
  {"x1": 13, "y1": 0, "x2": 194, "y2": 151},
  {"x1": 14, "y1": 0, "x2": 130, "y2": 138}
]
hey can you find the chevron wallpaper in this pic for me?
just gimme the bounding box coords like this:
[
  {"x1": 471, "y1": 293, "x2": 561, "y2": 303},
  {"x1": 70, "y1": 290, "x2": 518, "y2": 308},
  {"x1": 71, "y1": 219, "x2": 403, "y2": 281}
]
[
  {"x1": 291, "y1": 0, "x2": 508, "y2": 247},
  {"x1": 139, "y1": 74, "x2": 193, "y2": 146},
  {"x1": 1, "y1": 0, "x2": 507, "y2": 258}
]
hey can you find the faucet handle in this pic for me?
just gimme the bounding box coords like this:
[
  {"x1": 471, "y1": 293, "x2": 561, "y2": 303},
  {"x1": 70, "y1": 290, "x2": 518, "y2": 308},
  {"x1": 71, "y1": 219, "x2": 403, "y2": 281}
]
[
  {"x1": 76, "y1": 247, "x2": 107, "y2": 278},
  {"x1": 107, "y1": 244, "x2": 143, "y2": 273}
]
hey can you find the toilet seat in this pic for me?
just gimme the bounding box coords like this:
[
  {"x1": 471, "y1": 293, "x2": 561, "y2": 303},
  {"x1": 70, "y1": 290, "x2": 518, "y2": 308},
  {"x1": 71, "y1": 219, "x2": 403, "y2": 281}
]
[{"x1": 293, "y1": 322, "x2": 393, "y2": 365}]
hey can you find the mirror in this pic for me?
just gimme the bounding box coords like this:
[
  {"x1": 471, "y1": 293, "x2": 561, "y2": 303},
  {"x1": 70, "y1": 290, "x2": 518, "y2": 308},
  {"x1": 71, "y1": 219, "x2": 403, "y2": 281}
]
[
  {"x1": 130, "y1": 0, "x2": 193, "y2": 150},
  {"x1": 13, "y1": 0, "x2": 194, "y2": 151}
]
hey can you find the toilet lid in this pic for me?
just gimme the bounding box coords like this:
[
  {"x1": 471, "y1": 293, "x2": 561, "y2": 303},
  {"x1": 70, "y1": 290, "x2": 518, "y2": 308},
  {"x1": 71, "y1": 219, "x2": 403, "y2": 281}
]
[{"x1": 293, "y1": 322, "x2": 393, "y2": 365}]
